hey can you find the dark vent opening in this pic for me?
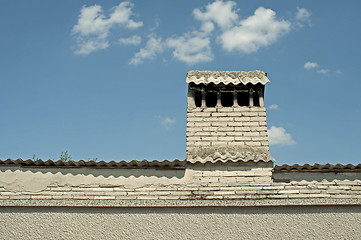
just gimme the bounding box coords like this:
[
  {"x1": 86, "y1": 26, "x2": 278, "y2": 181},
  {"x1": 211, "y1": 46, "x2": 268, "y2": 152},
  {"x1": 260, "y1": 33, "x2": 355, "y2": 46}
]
[
  {"x1": 237, "y1": 92, "x2": 249, "y2": 106},
  {"x1": 221, "y1": 92, "x2": 233, "y2": 107},
  {"x1": 194, "y1": 91, "x2": 202, "y2": 107},
  {"x1": 206, "y1": 92, "x2": 217, "y2": 107},
  {"x1": 253, "y1": 91, "x2": 260, "y2": 106}
]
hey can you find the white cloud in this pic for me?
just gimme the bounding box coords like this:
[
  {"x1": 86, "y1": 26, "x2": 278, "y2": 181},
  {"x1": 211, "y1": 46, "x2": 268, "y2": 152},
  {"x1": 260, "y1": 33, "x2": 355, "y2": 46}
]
[
  {"x1": 268, "y1": 104, "x2": 279, "y2": 110},
  {"x1": 74, "y1": 39, "x2": 109, "y2": 55},
  {"x1": 72, "y1": 1, "x2": 143, "y2": 55},
  {"x1": 129, "y1": 36, "x2": 163, "y2": 65},
  {"x1": 119, "y1": 35, "x2": 141, "y2": 45},
  {"x1": 296, "y1": 7, "x2": 311, "y2": 22},
  {"x1": 166, "y1": 32, "x2": 213, "y2": 65},
  {"x1": 335, "y1": 69, "x2": 342, "y2": 74},
  {"x1": 268, "y1": 126, "x2": 296, "y2": 145},
  {"x1": 160, "y1": 117, "x2": 176, "y2": 129},
  {"x1": 193, "y1": 0, "x2": 238, "y2": 32},
  {"x1": 317, "y1": 69, "x2": 329, "y2": 74},
  {"x1": 304, "y1": 61, "x2": 319, "y2": 69},
  {"x1": 219, "y1": 7, "x2": 291, "y2": 53}
]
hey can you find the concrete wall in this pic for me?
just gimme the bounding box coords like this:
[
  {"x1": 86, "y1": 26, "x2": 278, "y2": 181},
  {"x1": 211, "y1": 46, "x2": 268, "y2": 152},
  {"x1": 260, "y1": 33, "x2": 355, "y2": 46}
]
[{"x1": 0, "y1": 206, "x2": 360, "y2": 239}]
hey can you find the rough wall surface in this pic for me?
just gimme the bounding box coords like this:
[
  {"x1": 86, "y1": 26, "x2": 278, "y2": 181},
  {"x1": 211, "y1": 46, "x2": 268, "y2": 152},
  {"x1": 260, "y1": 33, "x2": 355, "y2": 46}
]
[
  {"x1": 0, "y1": 206, "x2": 360, "y2": 240},
  {"x1": 186, "y1": 106, "x2": 271, "y2": 163},
  {"x1": 0, "y1": 165, "x2": 360, "y2": 202}
]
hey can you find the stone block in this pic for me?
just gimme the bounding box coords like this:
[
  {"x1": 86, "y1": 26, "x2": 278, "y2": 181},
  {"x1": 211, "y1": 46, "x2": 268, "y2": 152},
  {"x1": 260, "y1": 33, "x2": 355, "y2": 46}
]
[
  {"x1": 193, "y1": 112, "x2": 212, "y2": 117},
  {"x1": 187, "y1": 117, "x2": 203, "y2": 122},
  {"x1": 252, "y1": 137, "x2": 268, "y2": 141},
  {"x1": 194, "y1": 122, "x2": 211, "y2": 127},
  {"x1": 259, "y1": 121, "x2": 267, "y2": 126},
  {"x1": 234, "y1": 127, "x2": 251, "y2": 132},
  {"x1": 245, "y1": 142, "x2": 261, "y2": 146},
  {"x1": 194, "y1": 142, "x2": 211, "y2": 146},
  {"x1": 213, "y1": 191, "x2": 236, "y2": 195},
  {"x1": 243, "y1": 122, "x2": 259, "y2": 126},
  {"x1": 211, "y1": 122, "x2": 228, "y2": 127},
  {"x1": 211, "y1": 112, "x2": 228, "y2": 117},
  {"x1": 250, "y1": 117, "x2": 267, "y2": 122},
  {"x1": 218, "y1": 137, "x2": 235, "y2": 141},
  {"x1": 218, "y1": 108, "x2": 234, "y2": 112},
  {"x1": 234, "y1": 116, "x2": 251, "y2": 122},
  {"x1": 187, "y1": 127, "x2": 203, "y2": 132},
  {"x1": 235, "y1": 136, "x2": 251, "y2": 141},
  {"x1": 202, "y1": 137, "x2": 218, "y2": 141},
  {"x1": 226, "y1": 112, "x2": 242, "y2": 117},
  {"x1": 278, "y1": 190, "x2": 300, "y2": 194},
  {"x1": 228, "y1": 122, "x2": 243, "y2": 127},
  {"x1": 217, "y1": 126, "x2": 235, "y2": 131},
  {"x1": 202, "y1": 127, "x2": 218, "y2": 131},
  {"x1": 242, "y1": 112, "x2": 258, "y2": 117},
  {"x1": 243, "y1": 132, "x2": 260, "y2": 137},
  {"x1": 203, "y1": 107, "x2": 217, "y2": 112}
]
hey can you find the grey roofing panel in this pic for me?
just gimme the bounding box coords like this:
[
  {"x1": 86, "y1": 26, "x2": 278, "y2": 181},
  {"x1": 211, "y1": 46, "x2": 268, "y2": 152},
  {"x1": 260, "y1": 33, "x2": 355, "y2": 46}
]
[
  {"x1": 186, "y1": 70, "x2": 270, "y2": 85},
  {"x1": 1, "y1": 159, "x2": 360, "y2": 171},
  {"x1": 274, "y1": 163, "x2": 361, "y2": 172},
  {"x1": 0, "y1": 159, "x2": 186, "y2": 169}
]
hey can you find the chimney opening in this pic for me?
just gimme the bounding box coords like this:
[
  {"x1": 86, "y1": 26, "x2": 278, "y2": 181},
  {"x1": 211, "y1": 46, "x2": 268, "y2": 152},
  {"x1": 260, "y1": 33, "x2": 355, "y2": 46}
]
[
  {"x1": 221, "y1": 92, "x2": 233, "y2": 107},
  {"x1": 194, "y1": 91, "x2": 202, "y2": 107},
  {"x1": 253, "y1": 91, "x2": 260, "y2": 106},
  {"x1": 237, "y1": 92, "x2": 249, "y2": 106},
  {"x1": 206, "y1": 92, "x2": 217, "y2": 107}
]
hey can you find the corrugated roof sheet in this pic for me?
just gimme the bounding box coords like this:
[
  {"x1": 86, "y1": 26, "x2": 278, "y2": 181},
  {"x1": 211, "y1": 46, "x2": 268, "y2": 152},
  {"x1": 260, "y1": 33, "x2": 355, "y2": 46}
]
[
  {"x1": 187, "y1": 151, "x2": 274, "y2": 164},
  {"x1": 0, "y1": 159, "x2": 186, "y2": 169},
  {"x1": 1, "y1": 159, "x2": 360, "y2": 171},
  {"x1": 186, "y1": 70, "x2": 270, "y2": 85},
  {"x1": 274, "y1": 163, "x2": 361, "y2": 172}
]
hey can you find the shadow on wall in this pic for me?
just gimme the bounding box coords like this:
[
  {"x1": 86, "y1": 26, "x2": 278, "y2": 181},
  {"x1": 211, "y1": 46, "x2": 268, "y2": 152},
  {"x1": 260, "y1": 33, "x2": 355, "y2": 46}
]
[
  {"x1": 0, "y1": 166, "x2": 186, "y2": 179},
  {"x1": 273, "y1": 172, "x2": 361, "y2": 182}
]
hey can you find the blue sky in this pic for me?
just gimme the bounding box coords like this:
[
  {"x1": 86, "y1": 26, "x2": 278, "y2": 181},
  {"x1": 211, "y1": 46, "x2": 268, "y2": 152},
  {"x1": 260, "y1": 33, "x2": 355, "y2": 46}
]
[{"x1": 1, "y1": 0, "x2": 360, "y2": 165}]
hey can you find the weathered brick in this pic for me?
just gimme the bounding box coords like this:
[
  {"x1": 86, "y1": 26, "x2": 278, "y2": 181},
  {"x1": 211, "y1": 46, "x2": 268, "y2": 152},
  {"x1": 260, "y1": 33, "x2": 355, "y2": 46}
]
[
  {"x1": 243, "y1": 132, "x2": 259, "y2": 137},
  {"x1": 242, "y1": 112, "x2": 258, "y2": 117},
  {"x1": 213, "y1": 191, "x2": 235, "y2": 195},
  {"x1": 187, "y1": 117, "x2": 203, "y2": 122},
  {"x1": 202, "y1": 137, "x2": 218, "y2": 141},
  {"x1": 211, "y1": 112, "x2": 228, "y2": 117},
  {"x1": 228, "y1": 122, "x2": 243, "y2": 127},
  {"x1": 234, "y1": 127, "x2": 251, "y2": 132},
  {"x1": 245, "y1": 142, "x2": 261, "y2": 146},
  {"x1": 193, "y1": 112, "x2": 212, "y2": 117},
  {"x1": 235, "y1": 136, "x2": 251, "y2": 141},
  {"x1": 194, "y1": 122, "x2": 211, "y2": 127},
  {"x1": 218, "y1": 108, "x2": 234, "y2": 112},
  {"x1": 252, "y1": 137, "x2": 268, "y2": 141},
  {"x1": 243, "y1": 122, "x2": 259, "y2": 126},
  {"x1": 211, "y1": 122, "x2": 228, "y2": 127}
]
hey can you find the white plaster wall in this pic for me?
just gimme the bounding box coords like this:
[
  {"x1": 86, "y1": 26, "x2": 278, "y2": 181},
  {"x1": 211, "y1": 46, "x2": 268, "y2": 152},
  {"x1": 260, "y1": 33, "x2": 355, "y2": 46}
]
[{"x1": 0, "y1": 206, "x2": 360, "y2": 240}]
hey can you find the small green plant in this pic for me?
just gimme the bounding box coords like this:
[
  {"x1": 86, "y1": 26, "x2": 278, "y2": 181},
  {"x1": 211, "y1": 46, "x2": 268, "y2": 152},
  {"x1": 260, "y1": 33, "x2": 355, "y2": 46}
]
[
  {"x1": 32, "y1": 154, "x2": 40, "y2": 161},
  {"x1": 60, "y1": 150, "x2": 72, "y2": 161},
  {"x1": 88, "y1": 157, "x2": 98, "y2": 161}
]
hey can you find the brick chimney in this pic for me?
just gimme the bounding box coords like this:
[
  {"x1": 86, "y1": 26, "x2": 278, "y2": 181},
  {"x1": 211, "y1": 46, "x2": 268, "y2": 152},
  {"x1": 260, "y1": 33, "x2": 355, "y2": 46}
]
[{"x1": 186, "y1": 70, "x2": 273, "y2": 164}]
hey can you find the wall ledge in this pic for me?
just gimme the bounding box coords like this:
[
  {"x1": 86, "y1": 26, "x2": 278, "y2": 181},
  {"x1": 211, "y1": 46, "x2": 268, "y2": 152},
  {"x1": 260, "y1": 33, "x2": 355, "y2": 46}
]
[{"x1": 1, "y1": 199, "x2": 360, "y2": 208}]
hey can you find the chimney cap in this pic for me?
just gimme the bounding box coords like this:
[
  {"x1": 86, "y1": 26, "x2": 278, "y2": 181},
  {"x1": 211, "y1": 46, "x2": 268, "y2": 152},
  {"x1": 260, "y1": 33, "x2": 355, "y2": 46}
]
[{"x1": 186, "y1": 70, "x2": 270, "y2": 86}]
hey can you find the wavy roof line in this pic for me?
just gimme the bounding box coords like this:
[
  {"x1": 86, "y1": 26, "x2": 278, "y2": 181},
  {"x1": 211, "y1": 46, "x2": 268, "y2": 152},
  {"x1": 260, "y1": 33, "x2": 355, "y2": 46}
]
[
  {"x1": 186, "y1": 70, "x2": 270, "y2": 85},
  {"x1": 1, "y1": 159, "x2": 360, "y2": 171}
]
